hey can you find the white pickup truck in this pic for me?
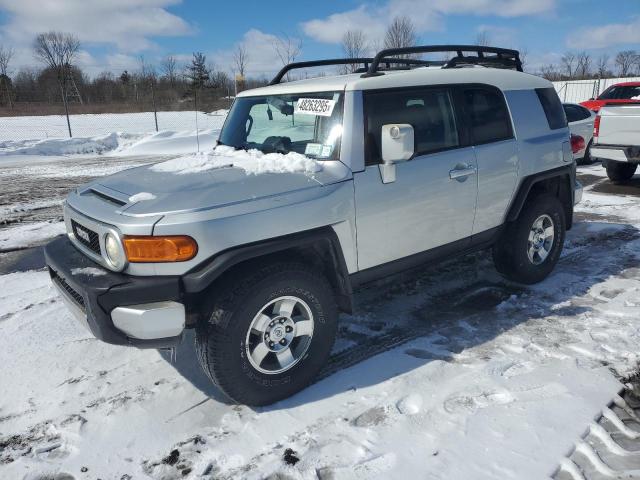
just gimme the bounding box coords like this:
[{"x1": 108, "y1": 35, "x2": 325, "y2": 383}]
[{"x1": 591, "y1": 103, "x2": 640, "y2": 181}]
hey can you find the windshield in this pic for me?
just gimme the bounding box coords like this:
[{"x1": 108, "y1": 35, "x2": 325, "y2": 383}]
[
  {"x1": 598, "y1": 85, "x2": 640, "y2": 100},
  {"x1": 219, "y1": 91, "x2": 344, "y2": 160}
]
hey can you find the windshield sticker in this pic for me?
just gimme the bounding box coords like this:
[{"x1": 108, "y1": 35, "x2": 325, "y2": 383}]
[
  {"x1": 305, "y1": 143, "x2": 323, "y2": 156},
  {"x1": 296, "y1": 98, "x2": 336, "y2": 117},
  {"x1": 320, "y1": 145, "x2": 333, "y2": 158}
]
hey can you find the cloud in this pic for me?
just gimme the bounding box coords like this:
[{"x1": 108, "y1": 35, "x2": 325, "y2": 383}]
[
  {"x1": 0, "y1": 0, "x2": 194, "y2": 53},
  {"x1": 301, "y1": 6, "x2": 387, "y2": 44},
  {"x1": 213, "y1": 29, "x2": 300, "y2": 78},
  {"x1": 302, "y1": 0, "x2": 555, "y2": 44},
  {"x1": 566, "y1": 18, "x2": 640, "y2": 49}
]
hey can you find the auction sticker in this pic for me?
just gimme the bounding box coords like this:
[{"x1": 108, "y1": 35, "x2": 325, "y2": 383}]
[{"x1": 296, "y1": 98, "x2": 336, "y2": 117}]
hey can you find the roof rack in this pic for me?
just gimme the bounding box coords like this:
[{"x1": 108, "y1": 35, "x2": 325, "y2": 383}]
[
  {"x1": 362, "y1": 45, "x2": 523, "y2": 77},
  {"x1": 269, "y1": 57, "x2": 433, "y2": 85}
]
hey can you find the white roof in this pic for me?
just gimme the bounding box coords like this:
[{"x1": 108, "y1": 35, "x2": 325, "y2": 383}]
[{"x1": 237, "y1": 67, "x2": 552, "y2": 97}]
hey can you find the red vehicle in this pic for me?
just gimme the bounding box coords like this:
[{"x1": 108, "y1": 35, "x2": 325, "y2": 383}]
[{"x1": 581, "y1": 82, "x2": 640, "y2": 112}]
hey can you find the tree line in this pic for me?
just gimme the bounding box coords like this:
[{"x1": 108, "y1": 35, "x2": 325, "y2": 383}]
[{"x1": 0, "y1": 23, "x2": 639, "y2": 117}]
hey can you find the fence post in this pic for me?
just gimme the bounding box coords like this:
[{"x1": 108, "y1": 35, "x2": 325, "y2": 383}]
[
  {"x1": 194, "y1": 88, "x2": 200, "y2": 152},
  {"x1": 61, "y1": 84, "x2": 72, "y2": 138},
  {"x1": 151, "y1": 81, "x2": 158, "y2": 132}
]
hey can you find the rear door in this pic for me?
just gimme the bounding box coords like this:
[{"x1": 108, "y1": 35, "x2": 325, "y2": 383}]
[
  {"x1": 353, "y1": 86, "x2": 478, "y2": 270},
  {"x1": 460, "y1": 85, "x2": 519, "y2": 235}
]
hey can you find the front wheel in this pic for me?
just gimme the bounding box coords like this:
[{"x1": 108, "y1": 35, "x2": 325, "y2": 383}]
[
  {"x1": 195, "y1": 262, "x2": 337, "y2": 406},
  {"x1": 493, "y1": 194, "x2": 566, "y2": 284},
  {"x1": 606, "y1": 161, "x2": 637, "y2": 182}
]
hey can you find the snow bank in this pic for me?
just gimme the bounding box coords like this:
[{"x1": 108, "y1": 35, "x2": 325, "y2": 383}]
[
  {"x1": 151, "y1": 145, "x2": 322, "y2": 176},
  {"x1": 0, "y1": 221, "x2": 65, "y2": 251},
  {"x1": 0, "y1": 132, "x2": 138, "y2": 156},
  {"x1": 0, "y1": 111, "x2": 227, "y2": 157}
]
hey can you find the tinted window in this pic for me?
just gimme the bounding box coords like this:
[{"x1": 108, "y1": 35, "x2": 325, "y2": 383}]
[
  {"x1": 564, "y1": 104, "x2": 591, "y2": 123},
  {"x1": 599, "y1": 85, "x2": 640, "y2": 100},
  {"x1": 364, "y1": 88, "x2": 459, "y2": 165},
  {"x1": 536, "y1": 88, "x2": 567, "y2": 130},
  {"x1": 463, "y1": 87, "x2": 513, "y2": 144}
]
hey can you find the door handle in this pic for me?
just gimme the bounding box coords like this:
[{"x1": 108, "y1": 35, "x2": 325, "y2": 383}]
[{"x1": 449, "y1": 166, "x2": 477, "y2": 180}]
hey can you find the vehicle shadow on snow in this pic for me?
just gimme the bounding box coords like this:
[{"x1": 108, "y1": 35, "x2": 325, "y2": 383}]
[{"x1": 160, "y1": 221, "x2": 640, "y2": 409}]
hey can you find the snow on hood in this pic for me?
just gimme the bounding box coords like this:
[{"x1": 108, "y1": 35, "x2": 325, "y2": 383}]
[{"x1": 150, "y1": 145, "x2": 322, "y2": 176}]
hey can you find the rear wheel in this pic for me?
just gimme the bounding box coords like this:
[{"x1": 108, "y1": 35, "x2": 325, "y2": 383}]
[
  {"x1": 195, "y1": 262, "x2": 337, "y2": 406},
  {"x1": 493, "y1": 194, "x2": 566, "y2": 284},
  {"x1": 606, "y1": 161, "x2": 637, "y2": 182}
]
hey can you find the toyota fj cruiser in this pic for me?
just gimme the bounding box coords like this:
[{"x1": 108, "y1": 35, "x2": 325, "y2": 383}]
[{"x1": 45, "y1": 46, "x2": 581, "y2": 405}]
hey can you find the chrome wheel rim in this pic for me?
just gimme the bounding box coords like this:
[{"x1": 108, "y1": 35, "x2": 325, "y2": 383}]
[
  {"x1": 245, "y1": 296, "x2": 314, "y2": 375},
  {"x1": 527, "y1": 214, "x2": 555, "y2": 265}
]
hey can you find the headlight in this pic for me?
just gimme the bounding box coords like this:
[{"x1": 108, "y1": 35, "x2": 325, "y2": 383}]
[{"x1": 104, "y1": 232, "x2": 126, "y2": 270}]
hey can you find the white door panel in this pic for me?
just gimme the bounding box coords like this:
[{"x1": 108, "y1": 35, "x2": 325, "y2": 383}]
[
  {"x1": 354, "y1": 147, "x2": 478, "y2": 270},
  {"x1": 472, "y1": 139, "x2": 519, "y2": 234}
]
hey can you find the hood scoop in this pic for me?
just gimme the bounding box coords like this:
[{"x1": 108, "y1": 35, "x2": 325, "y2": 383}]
[{"x1": 80, "y1": 185, "x2": 128, "y2": 207}]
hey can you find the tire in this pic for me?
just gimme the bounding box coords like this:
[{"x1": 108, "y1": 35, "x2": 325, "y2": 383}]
[
  {"x1": 492, "y1": 194, "x2": 566, "y2": 284},
  {"x1": 579, "y1": 140, "x2": 593, "y2": 165},
  {"x1": 195, "y1": 261, "x2": 338, "y2": 406},
  {"x1": 606, "y1": 161, "x2": 637, "y2": 182}
]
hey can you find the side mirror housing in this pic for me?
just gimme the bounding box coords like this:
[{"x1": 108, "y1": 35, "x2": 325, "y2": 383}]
[
  {"x1": 379, "y1": 124, "x2": 414, "y2": 184},
  {"x1": 381, "y1": 124, "x2": 414, "y2": 164}
]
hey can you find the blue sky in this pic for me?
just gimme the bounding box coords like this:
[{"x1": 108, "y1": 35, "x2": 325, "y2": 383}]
[{"x1": 0, "y1": 0, "x2": 638, "y2": 77}]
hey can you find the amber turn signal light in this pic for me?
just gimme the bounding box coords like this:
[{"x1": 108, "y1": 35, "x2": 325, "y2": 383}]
[{"x1": 123, "y1": 235, "x2": 198, "y2": 263}]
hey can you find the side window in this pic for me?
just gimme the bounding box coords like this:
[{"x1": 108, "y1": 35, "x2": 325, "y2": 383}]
[
  {"x1": 463, "y1": 87, "x2": 513, "y2": 144},
  {"x1": 563, "y1": 104, "x2": 581, "y2": 123},
  {"x1": 578, "y1": 106, "x2": 591, "y2": 120},
  {"x1": 536, "y1": 87, "x2": 567, "y2": 130},
  {"x1": 364, "y1": 88, "x2": 459, "y2": 165}
]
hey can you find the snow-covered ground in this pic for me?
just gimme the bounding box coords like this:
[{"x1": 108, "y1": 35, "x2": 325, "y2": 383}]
[
  {"x1": 1, "y1": 162, "x2": 640, "y2": 479},
  {"x1": 0, "y1": 110, "x2": 228, "y2": 142}
]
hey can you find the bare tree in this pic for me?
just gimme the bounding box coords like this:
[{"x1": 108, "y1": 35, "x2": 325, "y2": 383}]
[
  {"x1": 615, "y1": 50, "x2": 638, "y2": 77},
  {"x1": 233, "y1": 44, "x2": 249, "y2": 77},
  {"x1": 272, "y1": 34, "x2": 302, "y2": 81},
  {"x1": 384, "y1": 16, "x2": 417, "y2": 58},
  {"x1": 540, "y1": 63, "x2": 560, "y2": 81},
  {"x1": 560, "y1": 52, "x2": 577, "y2": 79},
  {"x1": 341, "y1": 29, "x2": 367, "y2": 73},
  {"x1": 576, "y1": 51, "x2": 592, "y2": 78},
  {"x1": 474, "y1": 31, "x2": 491, "y2": 47},
  {"x1": 518, "y1": 47, "x2": 528, "y2": 72},
  {"x1": 0, "y1": 46, "x2": 14, "y2": 107},
  {"x1": 596, "y1": 53, "x2": 610, "y2": 78},
  {"x1": 160, "y1": 55, "x2": 178, "y2": 87},
  {"x1": 33, "y1": 31, "x2": 80, "y2": 137}
]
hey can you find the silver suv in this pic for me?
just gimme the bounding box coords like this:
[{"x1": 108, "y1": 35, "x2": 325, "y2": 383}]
[{"x1": 45, "y1": 46, "x2": 581, "y2": 405}]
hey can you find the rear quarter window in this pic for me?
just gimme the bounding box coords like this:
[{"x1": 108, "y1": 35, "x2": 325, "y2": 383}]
[
  {"x1": 463, "y1": 87, "x2": 513, "y2": 144},
  {"x1": 536, "y1": 88, "x2": 567, "y2": 130}
]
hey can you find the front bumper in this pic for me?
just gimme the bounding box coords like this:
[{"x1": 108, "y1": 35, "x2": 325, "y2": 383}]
[{"x1": 45, "y1": 236, "x2": 185, "y2": 348}]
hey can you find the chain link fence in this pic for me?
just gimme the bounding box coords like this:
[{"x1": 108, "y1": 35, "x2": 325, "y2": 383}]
[
  {"x1": 552, "y1": 76, "x2": 640, "y2": 104},
  {"x1": 1, "y1": 76, "x2": 639, "y2": 144},
  {"x1": 0, "y1": 87, "x2": 232, "y2": 142}
]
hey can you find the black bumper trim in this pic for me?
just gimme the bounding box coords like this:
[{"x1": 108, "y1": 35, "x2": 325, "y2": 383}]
[{"x1": 45, "y1": 236, "x2": 183, "y2": 349}]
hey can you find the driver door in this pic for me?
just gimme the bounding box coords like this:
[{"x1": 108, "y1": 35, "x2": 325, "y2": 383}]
[{"x1": 353, "y1": 87, "x2": 478, "y2": 270}]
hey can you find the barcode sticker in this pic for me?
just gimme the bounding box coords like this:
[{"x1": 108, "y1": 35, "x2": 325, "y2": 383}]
[{"x1": 295, "y1": 98, "x2": 336, "y2": 117}]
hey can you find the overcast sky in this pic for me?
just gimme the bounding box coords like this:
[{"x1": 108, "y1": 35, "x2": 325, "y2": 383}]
[{"x1": 0, "y1": 0, "x2": 638, "y2": 77}]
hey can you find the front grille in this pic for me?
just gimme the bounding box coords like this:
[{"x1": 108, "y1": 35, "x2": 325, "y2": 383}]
[
  {"x1": 71, "y1": 219, "x2": 100, "y2": 255},
  {"x1": 50, "y1": 269, "x2": 86, "y2": 312}
]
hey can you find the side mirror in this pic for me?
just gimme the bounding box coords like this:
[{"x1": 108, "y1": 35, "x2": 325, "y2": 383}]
[{"x1": 379, "y1": 124, "x2": 414, "y2": 183}]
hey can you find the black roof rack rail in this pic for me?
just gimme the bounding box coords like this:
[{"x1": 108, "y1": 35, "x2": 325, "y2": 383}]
[
  {"x1": 361, "y1": 45, "x2": 523, "y2": 77},
  {"x1": 269, "y1": 57, "x2": 433, "y2": 85}
]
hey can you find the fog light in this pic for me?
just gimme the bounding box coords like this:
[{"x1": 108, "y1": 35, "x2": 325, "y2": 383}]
[{"x1": 104, "y1": 232, "x2": 126, "y2": 270}]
